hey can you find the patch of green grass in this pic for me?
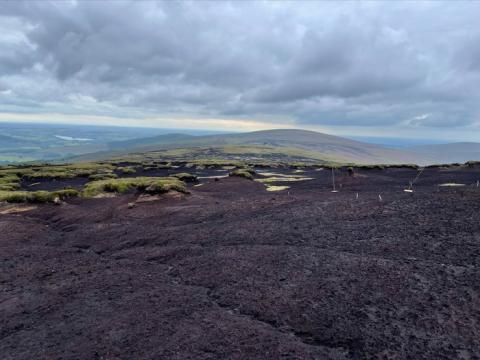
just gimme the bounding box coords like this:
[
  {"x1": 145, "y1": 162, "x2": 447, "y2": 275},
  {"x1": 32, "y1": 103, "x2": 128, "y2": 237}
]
[
  {"x1": 0, "y1": 189, "x2": 80, "y2": 203},
  {"x1": 0, "y1": 184, "x2": 20, "y2": 191},
  {"x1": 229, "y1": 168, "x2": 255, "y2": 180},
  {"x1": 88, "y1": 173, "x2": 118, "y2": 181},
  {"x1": 0, "y1": 191, "x2": 29, "y2": 203},
  {"x1": 0, "y1": 173, "x2": 21, "y2": 185},
  {"x1": 1, "y1": 162, "x2": 116, "y2": 181},
  {"x1": 169, "y1": 172, "x2": 198, "y2": 183},
  {"x1": 0, "y1": 170, "x2": 23, "y2": 191},
  {"x1": 82, "y1": 177, "x2": 186, "y2": 197},
  {"x1": 117, "y1": 166, "x2": 136, "y2": 174},
  {"x1": 54, "y1": 189, "x2": 81, "y2": 198}
]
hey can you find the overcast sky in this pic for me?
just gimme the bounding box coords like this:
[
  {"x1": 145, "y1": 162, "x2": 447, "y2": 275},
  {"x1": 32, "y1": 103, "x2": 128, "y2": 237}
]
[{"x1": 1, "y1": 1, "x2": 480, "y2": 140}]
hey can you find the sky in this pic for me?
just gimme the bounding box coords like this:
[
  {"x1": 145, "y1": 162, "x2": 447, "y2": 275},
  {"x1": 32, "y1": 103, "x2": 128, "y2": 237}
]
[{"x1": 1, "y1": 1, "x2": 480, "y2": 141}]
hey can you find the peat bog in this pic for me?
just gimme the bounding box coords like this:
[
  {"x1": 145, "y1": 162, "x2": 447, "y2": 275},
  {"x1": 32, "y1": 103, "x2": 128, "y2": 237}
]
[{"x1": 1, "y1": 164, "x2": 480, "y2": 359}]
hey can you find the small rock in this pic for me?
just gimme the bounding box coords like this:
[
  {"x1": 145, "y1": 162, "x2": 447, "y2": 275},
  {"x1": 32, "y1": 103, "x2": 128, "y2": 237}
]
[
  {"x1": 128, "y1": 202, "x2": 136, "y2": 209},
  {"x1": 53, "y1": 197, "x2": 62, "y2": 205}
]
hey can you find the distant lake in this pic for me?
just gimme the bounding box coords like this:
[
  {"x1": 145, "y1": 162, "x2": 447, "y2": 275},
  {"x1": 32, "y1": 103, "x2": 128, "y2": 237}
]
[{"x1": 55, "y1": 135, "x2": 93, "y2": 141}]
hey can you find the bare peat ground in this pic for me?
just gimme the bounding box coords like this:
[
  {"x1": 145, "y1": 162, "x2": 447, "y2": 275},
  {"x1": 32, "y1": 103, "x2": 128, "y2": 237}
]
[{"x1": 1, "y1": 166, "x2": 480, "y2": 359}]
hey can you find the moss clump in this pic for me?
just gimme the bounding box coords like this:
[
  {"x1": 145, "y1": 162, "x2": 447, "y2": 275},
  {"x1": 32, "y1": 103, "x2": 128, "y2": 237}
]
[
  {"x1": 169, "y1": 173, "x2": 198, "y2": 183},
  {"x1": 54, "y1": 189, "x2": 81, "y2": 198},
  {"x1": 88, "y1": 173, "x2": 118, "y2": 181},
  {"x1": 26, "y1": 169, "x2": 72, "y2": 179},
  {"x1": 229, "y1": 168, "x2": 255, "y2": 180},
  {"x1": 117, "y1": 166, "x2": 136, "y2": 174},
  {"x1": 0, "y1": 191, "x2": 29, "y2": 203},
  {"x1": 0, "y1": 189, "x2": 79, "y2": 203},
  {"x1": 0, "y1": 171, "x2": 22, "y2": 190},
  {"x1": 0, "y1": 182, "x2": 21, "y2": 191},
  {"x1": 82, "y1": 177, "x2": 186, "y2": 197}
]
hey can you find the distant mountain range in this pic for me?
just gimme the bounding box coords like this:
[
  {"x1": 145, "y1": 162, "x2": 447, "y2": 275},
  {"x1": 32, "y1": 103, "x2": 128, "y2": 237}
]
[
  {"x1": 1, "y1": 123, "x2": 479, "y2": 165},
  {"x1": 100, "y1": 129, "x2": 479, "y2": 165}
]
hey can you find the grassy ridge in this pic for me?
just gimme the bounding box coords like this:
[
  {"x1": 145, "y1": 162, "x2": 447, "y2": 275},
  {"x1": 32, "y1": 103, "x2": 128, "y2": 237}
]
[
  {"x1": 0, "y1": 189, "x2": 79, "y2": 203},
  {"x1": 82, "y1": 177, "x2": 186, "y2": 197}
]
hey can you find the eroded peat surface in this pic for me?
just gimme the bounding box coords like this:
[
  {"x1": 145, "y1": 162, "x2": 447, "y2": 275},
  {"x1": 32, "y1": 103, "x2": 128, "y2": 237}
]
[{"x1": 1, "y1": 166, "x2": 480, "y2": 359}]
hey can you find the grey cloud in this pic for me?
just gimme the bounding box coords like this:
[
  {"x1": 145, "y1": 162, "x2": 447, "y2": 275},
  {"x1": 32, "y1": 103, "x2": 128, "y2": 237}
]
[{"x1": 0, "y1": 1, "x2": 480, "y2": 131}]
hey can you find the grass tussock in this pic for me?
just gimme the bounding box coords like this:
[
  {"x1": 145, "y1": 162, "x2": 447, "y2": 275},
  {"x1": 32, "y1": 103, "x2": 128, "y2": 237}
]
[
  {"x1": 88, "y1": 173, "x2": 118, "y2": 181},
  {"x1": 82, "y1": 177, "x2": 186, "y2": 197},
  {"x1": 28, "y1": 163, "x2": 115, "y2": 179},
  {"x1": 169, "y1": 173, "x2": 198, "y2": 183},
  {"x1": 228, "y1": 168, "x2": 255, "y2": 180},
  {"x1": 0, "y1": 170, "x2": 22, "y2": 190},
  {"x1": 0, "y1": 173, "x2": 21, "y2": 191},
  {"x1": 0, "y1": 189, "x2": 79, "y2": 203},
  {"x1": 117, "y1": 166, "x2": 136, "y2": 174}
]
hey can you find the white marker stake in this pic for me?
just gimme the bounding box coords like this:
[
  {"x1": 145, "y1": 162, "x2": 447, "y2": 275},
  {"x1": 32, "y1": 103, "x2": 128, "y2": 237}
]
[
  {"x1": 477, "y1": 180, "x2": 479, "y2": 188},
  {"x1": 356, "y1": 192, "x2": 359, "y2": 200},
  {"x1": 378, "y1": 194, "x2": 382, "y2": 201},
  {"x1": 331, "y1": 167, "x2": 338, "y2": 193},
  {"x1": 405, "y1": 167, "x2": 425, "y2": 193},
  {"x1": 404, "y1": 181, "x2": 414, "y2": 193}
]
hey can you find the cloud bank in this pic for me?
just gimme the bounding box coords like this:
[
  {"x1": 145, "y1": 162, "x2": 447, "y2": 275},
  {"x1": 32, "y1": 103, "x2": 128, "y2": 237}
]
[{"x1": 1, "y1": 1, "x2": 479, "y2": 137}]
